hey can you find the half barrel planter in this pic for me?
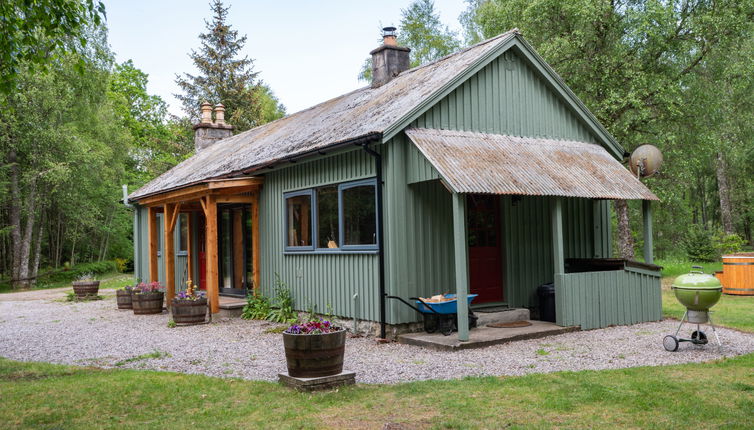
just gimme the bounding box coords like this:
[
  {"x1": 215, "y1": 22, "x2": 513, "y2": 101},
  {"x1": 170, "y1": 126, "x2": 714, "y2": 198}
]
[
  {"x1": 171, "y1": 298, "x2": 208, "y2": 324},
  {"x1": 116, "y1": 289, "x2": 133, "y2": 309},
  {"x1": 72, "y1": 281, "x2": 100, "y2": 299},
  {"x1": 132, "y1": 292, "x2": 164, "y2": 315},
  {"x1": 283, "y1": 329, "x2": 346, "y2": 378}
]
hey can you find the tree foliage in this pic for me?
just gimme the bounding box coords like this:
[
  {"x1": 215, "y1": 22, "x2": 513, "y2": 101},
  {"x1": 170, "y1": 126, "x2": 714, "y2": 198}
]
[
  {"x1": 174, "y1": 0, "x2": 284, "y2": 132},
  {"x1": 0, "y1": 0, "x2": 106, "y2": 93}
]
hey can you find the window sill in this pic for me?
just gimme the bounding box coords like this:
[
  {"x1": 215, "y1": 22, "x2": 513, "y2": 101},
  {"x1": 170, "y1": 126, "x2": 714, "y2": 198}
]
[{"x1": 283, "y1": 249, "x2": 379, "y2": 256}]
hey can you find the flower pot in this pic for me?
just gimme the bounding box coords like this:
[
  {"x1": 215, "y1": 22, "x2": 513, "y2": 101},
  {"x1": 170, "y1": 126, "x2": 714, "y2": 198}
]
[
  {"x1": 171, "y1": 298, "x2": 207, "y2": 324},
  {"x1": 116, "y1": 289, "x2": 133, "y2": 309},
  {"x1": 72, "y1": 281, "x2": 100, "y2": 299},
  {"x1": 283, "y1": 329, "x2": 346, "y2": 377},
  {"x1": 132, "y1": 291, "x2": 164, "y2": 315}
]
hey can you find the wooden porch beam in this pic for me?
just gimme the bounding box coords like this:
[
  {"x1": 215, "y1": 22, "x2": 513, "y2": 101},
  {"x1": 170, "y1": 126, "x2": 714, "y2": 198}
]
[
  {"x1": 205, "y1": 195, "x2": 219, "y2": 313},
  {"x1": 199, "y1": 197, "x2": 208, "y2": 217},
  {"x1": 136, "y1": 177, "x2": 264, "y2": 206},
  {"x1": 251, "y1": 191, "x2": 260, "y2": 294},
  {"x1": 163, "y1": 203, "x2": 176, "y2": 305},
  {"x1": 168, "y1": 202, "x2": 181, "y2": 233},
  {"x1": 147, "y1": 206, "x2": 159, "y2": 283},
  {"x1": 452, "y1": 192, "x2": 470, "y2": 342}
]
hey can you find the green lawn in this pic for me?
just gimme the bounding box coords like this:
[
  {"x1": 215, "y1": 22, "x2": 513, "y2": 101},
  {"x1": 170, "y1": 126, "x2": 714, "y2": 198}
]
[
  {"x1": 0, "y1": 272, "x2": 132, "y2": 294},
  {"x1": 655, "y1": 259, "x2": 722, "y2": 278},
  {"x1": 1, "y1": 354, "x2": 753, "y2": 430}
]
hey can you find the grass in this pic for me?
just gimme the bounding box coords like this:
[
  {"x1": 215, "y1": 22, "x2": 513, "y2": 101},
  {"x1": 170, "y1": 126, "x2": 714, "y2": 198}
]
[
  {"x1": 114, "y1": 351, "x2": 171, "y2": 367},
  {"x1": 655, "y1": 259, "x2": 722, "y2": 278},
  {"x1": 0, "y1": 271, "x2": 133, "y2": 294},
  {"x1": 0, "y1": 354, "x2": 752, "y2": 429}
]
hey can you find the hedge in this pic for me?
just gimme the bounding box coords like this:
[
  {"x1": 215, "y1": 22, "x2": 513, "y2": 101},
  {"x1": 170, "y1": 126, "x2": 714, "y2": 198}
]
[{"x1": 44, "y1": 261, "x2": 118, "y2": 284}]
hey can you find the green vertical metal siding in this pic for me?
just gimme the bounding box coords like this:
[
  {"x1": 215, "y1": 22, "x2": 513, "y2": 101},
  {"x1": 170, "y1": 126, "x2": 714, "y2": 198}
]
[
  {"x1": 258, "y1": 148, "x2": 380, "y2": 321},
  {"x1": 132, "y1": 205, "x2": 187, "y2": 289},
  {"x1": 555, "y1": 268, "x2": 662, "y2": 330},
  {"x1": 412, "y1": 50, "x2": 597, "y2": 143}
]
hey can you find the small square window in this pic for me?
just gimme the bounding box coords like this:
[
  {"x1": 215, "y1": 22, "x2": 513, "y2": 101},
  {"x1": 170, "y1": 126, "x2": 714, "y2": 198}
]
[{"x1": 285, "y1": 192, "x2": 313, "y2": 249}]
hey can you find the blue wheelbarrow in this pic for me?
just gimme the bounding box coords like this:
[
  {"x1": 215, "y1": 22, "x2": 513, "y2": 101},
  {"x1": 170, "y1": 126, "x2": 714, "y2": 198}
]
[{"x1": 387, "y1": 293, "x2": 479, "y2": 336}]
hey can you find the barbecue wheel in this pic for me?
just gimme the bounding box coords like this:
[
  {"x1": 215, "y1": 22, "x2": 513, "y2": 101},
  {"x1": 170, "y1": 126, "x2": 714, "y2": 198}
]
[
  {"x1": 663, "y1": 335, "x2": 679, "y2": 352},
  {"x1": 691, "y1": 330, "x2": 708, "y2": 344}
]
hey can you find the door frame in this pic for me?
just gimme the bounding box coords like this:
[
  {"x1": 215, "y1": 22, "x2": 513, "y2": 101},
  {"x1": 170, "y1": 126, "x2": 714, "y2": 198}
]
[
  {"x1": 466, "y1": 194, "x2": 507, "y2": 307},
  {"x1": 217, "y1": 203, "x2": 252, "y2": 297}
]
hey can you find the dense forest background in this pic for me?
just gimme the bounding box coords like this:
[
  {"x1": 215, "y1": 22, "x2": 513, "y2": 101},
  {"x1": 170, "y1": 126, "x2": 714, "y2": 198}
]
[{"x1": 1, "y1": 0, "x2": 752, "y2": 289}]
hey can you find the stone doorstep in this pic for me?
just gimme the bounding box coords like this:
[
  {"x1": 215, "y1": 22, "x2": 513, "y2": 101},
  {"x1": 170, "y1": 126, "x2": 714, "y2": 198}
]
[
  {"x1": 217, "y1": 298, "x2": 246, "y2": 318},
  {"x1": 278, "y1": 371, "x2": 356, "y2": 392},
  {"x1": 397, "y1": 321, "x2": 580, "y2": 351},
  {"x1": 474, "y1": 308, "x2": 530, "y2": 327}
]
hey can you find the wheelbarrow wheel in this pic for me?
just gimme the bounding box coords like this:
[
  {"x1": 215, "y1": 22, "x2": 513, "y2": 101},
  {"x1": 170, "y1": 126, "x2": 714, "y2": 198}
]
[
  {"x1": 440, "y1": 317, "x2": 454, "y2": 336},
  {"x1": 663, "y1": 335, "x2": 679, "y2": 352},
  {"x1": 423, "y1": 314, "x2": 438, "y2": 333}
]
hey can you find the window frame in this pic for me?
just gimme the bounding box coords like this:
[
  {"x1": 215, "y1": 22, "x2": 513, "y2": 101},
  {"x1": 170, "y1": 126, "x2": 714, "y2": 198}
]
[
  {"x1": 283, "y1": 189, "x2": 315, "y2": 252},
  {"x1": 282, "y1": 178, "x2": 379, "y2": 254},
  {"x1": 338, "y1": 179, "x2": 379, "y2": 251},
  {"x1": 177, "y1": 213, "x2": 189, "y2": 256}
]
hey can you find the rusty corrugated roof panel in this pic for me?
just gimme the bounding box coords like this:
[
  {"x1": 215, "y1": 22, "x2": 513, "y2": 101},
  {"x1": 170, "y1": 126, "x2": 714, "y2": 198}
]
[
  {"x1": 129, "y1": 31, "x2": 520, "y2": 200},
  {"x1": 406, "y1": 128, "x2": 658, "y2": 201}
]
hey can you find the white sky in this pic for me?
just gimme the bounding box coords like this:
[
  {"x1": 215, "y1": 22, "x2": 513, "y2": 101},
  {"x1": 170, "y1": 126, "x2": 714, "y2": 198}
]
[{"x1": 103, "y1": 0, "x2": 468, "y2": 117}]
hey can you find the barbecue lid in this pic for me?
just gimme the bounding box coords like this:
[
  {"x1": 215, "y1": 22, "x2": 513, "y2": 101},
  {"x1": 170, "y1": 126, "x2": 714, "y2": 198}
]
[{"x1": 672, "y1": 271, "x2": 722, "y2": 290}]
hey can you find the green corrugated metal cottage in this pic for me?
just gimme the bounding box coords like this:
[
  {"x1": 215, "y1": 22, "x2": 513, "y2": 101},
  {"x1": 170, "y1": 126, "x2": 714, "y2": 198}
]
[{"x1": 127, "y1": 28, "x2": 661, "y2": 340}]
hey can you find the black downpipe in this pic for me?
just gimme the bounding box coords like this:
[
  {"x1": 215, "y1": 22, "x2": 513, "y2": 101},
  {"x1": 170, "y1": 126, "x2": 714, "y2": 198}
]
[{"x1": 360, "y1": 143, "x2": 387, "y2": 339}]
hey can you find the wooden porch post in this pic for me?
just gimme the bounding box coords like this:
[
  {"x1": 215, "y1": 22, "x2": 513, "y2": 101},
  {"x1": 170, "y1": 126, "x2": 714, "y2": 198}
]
[
  {"x1": 452, "y1": 192, "x2": 470, "y2": 342},
  {"x1": 642, "y1": 200, "x2": 653, "y2": 264},
  {"x1": 147, "y1": 206, "x2": 159, "y2": 283},
  {"x1": 163, "y1": 203, "x2": 178, "y2": 304},
  {"x1": 251, "y1": 191, "x2": 261, "y2": 294},
  {"x1": 186, "y1": 212, "x2": 193, "y2": 286},
  {"x1": 551, "y1": 197, "x2": 565, "y2": 326},
  {"x1": 205, "y1": 196, "x2": 220, "y2": 313}
]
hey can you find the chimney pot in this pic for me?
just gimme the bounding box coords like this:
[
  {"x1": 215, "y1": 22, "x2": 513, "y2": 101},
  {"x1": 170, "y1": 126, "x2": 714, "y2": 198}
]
[
  {"x1": 214, "y1": 103, "x2": 226, "y2": 125},
  {"x1": 200, "y1": 102, "x2": 213, "y2": 124},
  {"x1": 382, "y1": 26, "x2": 397, "y2": 46}
]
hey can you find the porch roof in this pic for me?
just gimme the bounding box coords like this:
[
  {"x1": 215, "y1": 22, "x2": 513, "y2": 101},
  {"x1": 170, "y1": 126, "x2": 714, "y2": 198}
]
[{"x1": 406, "y1": 128, "x2": 659, "y2": 201}]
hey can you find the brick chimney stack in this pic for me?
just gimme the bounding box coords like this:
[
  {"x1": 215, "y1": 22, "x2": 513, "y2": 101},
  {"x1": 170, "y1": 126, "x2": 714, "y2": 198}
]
[
  {"x1": 194, "y1": 102, "x2": 234, "y2": 152},
  {"x1": 370, "y1": 26, "x2": 411, "y2": 88}
]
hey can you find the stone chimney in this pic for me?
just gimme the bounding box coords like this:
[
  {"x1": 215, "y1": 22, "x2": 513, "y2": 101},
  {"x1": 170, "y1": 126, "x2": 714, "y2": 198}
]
[
  {"x1": 193, "y1": 102, "x2": 234, "y2": 152},
  {"x1": 370, "y1": 26, "x2": 411, "y2": 88}
]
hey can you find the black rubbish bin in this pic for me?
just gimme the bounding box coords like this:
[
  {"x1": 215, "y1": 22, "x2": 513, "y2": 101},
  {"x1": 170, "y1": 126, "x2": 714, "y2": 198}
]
[{"x1": 537, "y1": 282, "x2": 556, "y2": 323}]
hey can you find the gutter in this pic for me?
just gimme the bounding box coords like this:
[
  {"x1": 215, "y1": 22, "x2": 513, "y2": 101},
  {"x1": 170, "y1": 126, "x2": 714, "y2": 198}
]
[{"x1": 359, "y1": 142, "x2": 387, "y2": 339}]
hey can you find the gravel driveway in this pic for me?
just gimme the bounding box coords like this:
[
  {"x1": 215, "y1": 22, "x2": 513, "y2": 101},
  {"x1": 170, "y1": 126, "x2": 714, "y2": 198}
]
[{"x1": 2, "y1": 293, "x2": 753, "y2": 384}]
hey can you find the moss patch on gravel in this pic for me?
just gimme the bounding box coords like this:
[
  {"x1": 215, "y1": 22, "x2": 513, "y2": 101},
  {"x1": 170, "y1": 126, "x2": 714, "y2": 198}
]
[{"x1": 1, "y1": 354, "x2": 753, "y2": 429}]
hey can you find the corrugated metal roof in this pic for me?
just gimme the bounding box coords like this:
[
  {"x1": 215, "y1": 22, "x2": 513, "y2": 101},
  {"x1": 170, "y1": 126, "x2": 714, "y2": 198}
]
[
  {"x1": 406, "y1": 128, "x2": 658, "y2": 201},
  {"x1": 129, "y1": 31, "x2": 519, "y2": 200}
]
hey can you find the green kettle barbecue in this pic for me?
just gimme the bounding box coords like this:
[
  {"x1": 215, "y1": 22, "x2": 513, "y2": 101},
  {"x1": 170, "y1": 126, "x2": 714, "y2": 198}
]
[{"x1": 663, "y1": 266, "x2": 723, "y2": 352}]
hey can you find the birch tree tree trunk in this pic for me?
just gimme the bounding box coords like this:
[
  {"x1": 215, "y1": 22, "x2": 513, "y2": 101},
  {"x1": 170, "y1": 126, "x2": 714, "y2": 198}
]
[
  {"x1": 9, "y1": 150, "x2": 23, "y2": 289},
  {"x1": 615, "y1": 199, "x2": 635, "y2": 259},
  {"x1": 17, "y1": 178, "x2": 37, "y2": 289},
  {"x1": 716, "y1": 151, "x2": 734, "y2": 234},
  {"x1": 31, "y1": 214, "x2": 45, "y2": 286}
]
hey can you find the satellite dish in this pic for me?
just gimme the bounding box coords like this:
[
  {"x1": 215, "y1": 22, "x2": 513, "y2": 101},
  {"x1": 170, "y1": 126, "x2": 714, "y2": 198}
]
[{"x1": 629, "y1": 144, "x2": 663, "y2": 178}]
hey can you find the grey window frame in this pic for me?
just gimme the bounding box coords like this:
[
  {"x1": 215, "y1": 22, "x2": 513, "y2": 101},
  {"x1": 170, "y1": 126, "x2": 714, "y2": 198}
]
[
  {"x1": 176, "y1": 213, "x2": 189, "y2": 256},
  {"x1": 282, "y1": 178, "x2": 379, "y2": 254},
  {"x1": 283, "y1": 189, "x2": 315, "y2": 252}
]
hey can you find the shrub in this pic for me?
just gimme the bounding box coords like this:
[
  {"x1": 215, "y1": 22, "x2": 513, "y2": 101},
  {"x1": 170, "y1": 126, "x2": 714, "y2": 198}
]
[
  {"x1": 266, "y1": 275, "x2": 297, "y2": 324},
  {"x1": 683, "y1": 228, "x2": 718, "y2": 262},
  {"x1": 241, "y1": 294, "x2": 271, "y2": 320},
  {"x1": 714, "y1": 232, "x2": 745, "y2": 256},
  {"x1": 46, "y1": 261, "x2": 118, "y2": 284}
]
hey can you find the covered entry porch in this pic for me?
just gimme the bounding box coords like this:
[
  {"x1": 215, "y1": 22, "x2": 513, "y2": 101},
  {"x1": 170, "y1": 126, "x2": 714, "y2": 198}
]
[
  {"x1": 136, "y1": 177, "x2": 263, "y2": 313},
  {"x1": 406, "y1": 128, "x2": 661, "y2": 341}
]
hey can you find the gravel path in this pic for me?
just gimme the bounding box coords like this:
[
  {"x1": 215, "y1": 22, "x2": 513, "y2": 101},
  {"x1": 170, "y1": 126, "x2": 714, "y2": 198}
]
[{"x1": 2, "y1": 295, "x2": 753, "y2": 384}]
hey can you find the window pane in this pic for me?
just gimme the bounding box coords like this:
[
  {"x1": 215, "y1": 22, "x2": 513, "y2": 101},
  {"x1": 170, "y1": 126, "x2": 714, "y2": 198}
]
[
  {"x1": 342, "y1": 184, "x2": 376, "y2": 246},
  {"x1": 178, "y1": 213, "x2": 189, "y2": 252},
  {"x1": 286, "y1": 194, "x2": 312, "y2": 247},
  {"x1": 317, "y1": 186, "x2": 339, "y2": 248}
]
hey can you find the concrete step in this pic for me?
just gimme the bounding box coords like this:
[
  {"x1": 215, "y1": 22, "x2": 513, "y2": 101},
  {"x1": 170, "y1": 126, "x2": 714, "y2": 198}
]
[
  {"x1": 474, "y1": 307, "x2": 530, "y2": 327},
  {"x1": 218, "y1": 298, "x2": 246, "y2": 318}
]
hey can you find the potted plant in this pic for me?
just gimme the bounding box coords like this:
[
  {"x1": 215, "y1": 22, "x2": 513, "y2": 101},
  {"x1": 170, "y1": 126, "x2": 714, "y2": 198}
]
[
  {"x1": 115, "y1": 283, "x2": 134, "y2": 309},
  {"x1": 171, "y1": 280, "x2": 207, "y2": 324},
  {"x1": 283, "y1": 320, "x2": 346, "y2": 377},
  {"x1": 72, "y1": 273, "x2": 100, "y2": 299},
  {"x1": 132, "y1": 281, "x2": 164, "y2": 315}
]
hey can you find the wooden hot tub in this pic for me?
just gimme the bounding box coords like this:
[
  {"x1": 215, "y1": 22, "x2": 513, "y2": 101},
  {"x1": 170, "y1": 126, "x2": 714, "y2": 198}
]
[{"x1": 720, "y1": 252, "x2": 754, "y2": 296}]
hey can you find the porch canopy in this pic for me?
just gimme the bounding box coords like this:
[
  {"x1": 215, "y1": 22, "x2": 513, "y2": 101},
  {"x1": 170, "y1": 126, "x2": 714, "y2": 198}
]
[{"x1": 406, "y1": 127, "x2": 658, "y2": 341}]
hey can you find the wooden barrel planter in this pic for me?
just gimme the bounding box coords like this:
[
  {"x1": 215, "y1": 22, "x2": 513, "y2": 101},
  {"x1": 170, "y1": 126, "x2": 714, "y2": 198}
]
[
  {"x1": 132, "y1": 292, "x2": 164, "y2": 314},
  {"x1": 283, "y1": 329, "x2": 346, "y2": 377},
  {"x1": 171, "y1": 298, "x2": 207, "y2": 324},
  {"x1": 116, "y1": 289, "x2": 133, "y2": 309},
  {"x1": 722, "y1": 252, "x2": 754, "y2": 296},
  {"x1": 72, "y1": 281, "x2": 100, "y2": 299}
]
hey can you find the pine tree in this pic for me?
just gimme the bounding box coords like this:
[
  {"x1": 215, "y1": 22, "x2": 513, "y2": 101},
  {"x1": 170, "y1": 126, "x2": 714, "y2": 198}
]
[{"x1": 175, "y1": 0, "x2": 264, "y2": 132}]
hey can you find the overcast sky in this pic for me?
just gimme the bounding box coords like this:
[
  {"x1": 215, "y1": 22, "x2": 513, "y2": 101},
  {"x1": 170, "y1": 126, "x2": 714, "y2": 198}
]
[{"x1": 103, "y1": 0, "x2": 468, "y2": 117}]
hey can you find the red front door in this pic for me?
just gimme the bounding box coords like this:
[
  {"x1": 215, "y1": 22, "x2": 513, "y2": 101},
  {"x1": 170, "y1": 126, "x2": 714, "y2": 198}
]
[{"x1": 468, "y1": 195, "x2": 504, "y2": 303}]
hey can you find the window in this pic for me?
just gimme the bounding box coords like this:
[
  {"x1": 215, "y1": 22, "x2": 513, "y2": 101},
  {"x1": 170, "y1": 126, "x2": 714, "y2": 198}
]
[
  {"x1": 285, "y1": 191, "x2": 313, "y2": 250},
  {"x1": 178, "y1": 213, "x2": 189, "y2": 253},
  {"x1": 283, "y1": 179, "x2": 378, "y2": 253}
]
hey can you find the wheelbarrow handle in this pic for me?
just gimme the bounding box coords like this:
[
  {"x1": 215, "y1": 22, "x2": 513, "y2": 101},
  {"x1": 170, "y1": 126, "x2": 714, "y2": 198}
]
[
  {"x1": 385, "y1": 295, "x2": 442, "y2": 315},
  {"x1": 409, "y1": 296, "x2": 443, "y2": 315}
]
